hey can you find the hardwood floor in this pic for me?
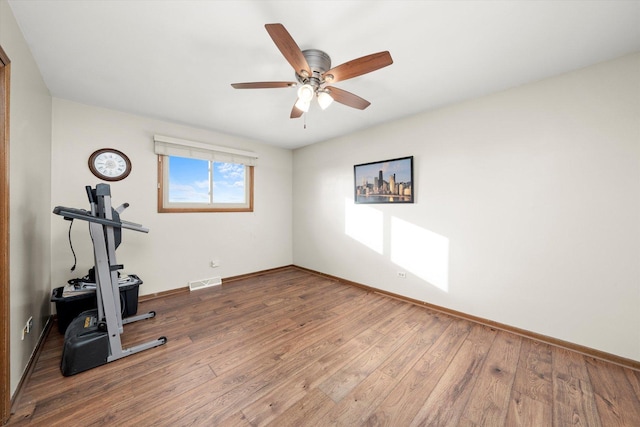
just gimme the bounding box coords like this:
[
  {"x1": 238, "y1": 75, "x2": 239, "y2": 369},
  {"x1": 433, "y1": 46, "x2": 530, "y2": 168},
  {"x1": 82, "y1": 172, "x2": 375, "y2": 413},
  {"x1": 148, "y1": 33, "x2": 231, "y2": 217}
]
[{"x1": 8, "y1": 267, "x2": 640, "y2": 426}]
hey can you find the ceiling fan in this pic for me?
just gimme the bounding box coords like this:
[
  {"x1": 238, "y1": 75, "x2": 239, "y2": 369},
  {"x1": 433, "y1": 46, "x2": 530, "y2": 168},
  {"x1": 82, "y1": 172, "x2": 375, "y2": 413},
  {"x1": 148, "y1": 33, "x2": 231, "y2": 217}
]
[{"x1": 231, "y1": 23, "x2": 393, "y2": 119}]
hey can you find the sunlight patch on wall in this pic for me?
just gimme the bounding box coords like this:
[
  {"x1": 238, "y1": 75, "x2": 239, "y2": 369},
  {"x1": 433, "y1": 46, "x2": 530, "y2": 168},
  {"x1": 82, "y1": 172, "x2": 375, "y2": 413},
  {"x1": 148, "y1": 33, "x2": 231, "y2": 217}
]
[
  {"x1": 345, "y1": 198, "x2": 384, "y2": 254},
  {"x1": 391, "y1": 217, "x2": 450, "y2": 292}
]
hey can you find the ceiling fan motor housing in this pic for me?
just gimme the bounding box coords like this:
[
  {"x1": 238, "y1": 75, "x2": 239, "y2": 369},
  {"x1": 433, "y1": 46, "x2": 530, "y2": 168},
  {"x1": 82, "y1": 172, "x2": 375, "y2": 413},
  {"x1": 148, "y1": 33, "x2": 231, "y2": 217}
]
[{"x1": 297, "y1": 49, "x2": 332, "y2": 87}]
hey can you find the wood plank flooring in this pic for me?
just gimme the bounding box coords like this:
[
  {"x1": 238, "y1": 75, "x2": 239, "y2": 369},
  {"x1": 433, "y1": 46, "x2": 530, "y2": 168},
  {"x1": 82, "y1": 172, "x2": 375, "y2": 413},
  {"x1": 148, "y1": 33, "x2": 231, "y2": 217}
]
[{"x1": 8, "y1": 267, "x2": 640, "y2": 426}]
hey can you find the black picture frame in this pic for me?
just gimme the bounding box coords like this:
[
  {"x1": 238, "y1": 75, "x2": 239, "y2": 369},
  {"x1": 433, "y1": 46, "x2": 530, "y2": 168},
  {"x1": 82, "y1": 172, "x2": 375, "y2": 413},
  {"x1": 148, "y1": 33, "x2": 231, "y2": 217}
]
[{"x1": 354, "y1": 156, "x2": 414, "y2": 204}]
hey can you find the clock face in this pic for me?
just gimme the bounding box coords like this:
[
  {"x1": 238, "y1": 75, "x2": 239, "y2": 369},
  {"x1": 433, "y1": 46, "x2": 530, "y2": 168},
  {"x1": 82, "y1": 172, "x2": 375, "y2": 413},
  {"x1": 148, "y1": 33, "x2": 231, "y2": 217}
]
[{"x1": 88, "y1": 149, "x2": 132, "y2": 181}]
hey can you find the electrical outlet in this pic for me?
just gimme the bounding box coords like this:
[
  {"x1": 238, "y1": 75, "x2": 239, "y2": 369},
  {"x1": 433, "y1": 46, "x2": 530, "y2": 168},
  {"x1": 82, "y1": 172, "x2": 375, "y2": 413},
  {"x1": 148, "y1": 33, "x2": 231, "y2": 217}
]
[{"x1": 397, "y1": 271, "x2": 407, "y2": 278}]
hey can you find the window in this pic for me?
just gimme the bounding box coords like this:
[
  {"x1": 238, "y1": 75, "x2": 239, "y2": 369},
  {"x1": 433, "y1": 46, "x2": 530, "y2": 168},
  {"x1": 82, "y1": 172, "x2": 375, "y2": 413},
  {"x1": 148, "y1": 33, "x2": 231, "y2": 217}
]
[{"x1": 155, "y1": 135, "x2": 256, "y2": 213}]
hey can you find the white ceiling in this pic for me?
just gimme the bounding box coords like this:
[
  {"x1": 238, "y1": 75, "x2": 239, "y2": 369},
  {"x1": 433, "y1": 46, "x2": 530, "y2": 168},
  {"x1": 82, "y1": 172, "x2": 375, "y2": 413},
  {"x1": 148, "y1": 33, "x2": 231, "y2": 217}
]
[{"x1": 7, "y1": 0, "x2": 640, "y2": 149}]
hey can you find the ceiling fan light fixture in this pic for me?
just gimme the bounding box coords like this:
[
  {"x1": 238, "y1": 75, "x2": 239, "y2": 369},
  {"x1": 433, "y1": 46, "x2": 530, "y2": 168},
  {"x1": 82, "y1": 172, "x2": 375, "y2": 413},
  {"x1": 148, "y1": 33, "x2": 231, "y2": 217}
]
[
  {"x1": 297, "y1": 84, "x2": 315, "y2": 102},
  {"x1": 317, "y1": 90, "x2": 334, "y2": 110},
  {"x1": 295, "y1": 97, "x2": 311, "y2": 112}
]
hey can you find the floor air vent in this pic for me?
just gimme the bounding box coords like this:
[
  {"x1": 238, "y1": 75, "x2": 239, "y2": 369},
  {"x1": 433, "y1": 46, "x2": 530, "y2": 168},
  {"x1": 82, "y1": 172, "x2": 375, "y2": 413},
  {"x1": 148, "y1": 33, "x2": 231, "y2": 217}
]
[{"x1": 188, "y1": 276, "x2": 222, "y2": 291}]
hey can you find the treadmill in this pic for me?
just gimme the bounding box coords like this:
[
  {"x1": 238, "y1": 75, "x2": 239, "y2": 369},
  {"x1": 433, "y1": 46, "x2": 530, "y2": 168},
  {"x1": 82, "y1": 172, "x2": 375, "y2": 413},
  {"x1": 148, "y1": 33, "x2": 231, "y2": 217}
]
[{"x1": 53, "y1": 183, "x2": 166, "y2": 376}]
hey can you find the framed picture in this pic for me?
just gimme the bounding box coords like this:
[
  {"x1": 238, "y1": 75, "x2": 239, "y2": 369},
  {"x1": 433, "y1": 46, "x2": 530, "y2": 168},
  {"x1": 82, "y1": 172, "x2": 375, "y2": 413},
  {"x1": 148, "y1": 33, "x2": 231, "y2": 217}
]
[{"x1": 354, "y1": 156, "x2": 414, "y2": 204}]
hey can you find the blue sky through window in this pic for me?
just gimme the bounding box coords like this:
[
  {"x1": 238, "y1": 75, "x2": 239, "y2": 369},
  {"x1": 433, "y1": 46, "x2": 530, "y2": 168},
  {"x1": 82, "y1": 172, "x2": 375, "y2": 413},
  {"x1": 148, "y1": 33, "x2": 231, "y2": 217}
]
[
  {"x1": 168, "y1": 156, "x2": 245, "y2": 204},
  {"x1": 212, "y1": 162, "x2": 245, "y2": 203}
]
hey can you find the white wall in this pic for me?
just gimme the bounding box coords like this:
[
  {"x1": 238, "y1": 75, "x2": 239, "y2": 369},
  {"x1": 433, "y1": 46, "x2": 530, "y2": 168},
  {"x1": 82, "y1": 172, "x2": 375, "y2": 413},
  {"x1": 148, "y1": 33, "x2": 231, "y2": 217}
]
[
  {"x1": 51, "y1": 99, "x2": 292, "y2": 295},
  {"x1": 293, "y1": 53, "x2": 640, "y2": 361},
  {"x1": 1, "y1": 0, "x2": 53, "y2": 395}
]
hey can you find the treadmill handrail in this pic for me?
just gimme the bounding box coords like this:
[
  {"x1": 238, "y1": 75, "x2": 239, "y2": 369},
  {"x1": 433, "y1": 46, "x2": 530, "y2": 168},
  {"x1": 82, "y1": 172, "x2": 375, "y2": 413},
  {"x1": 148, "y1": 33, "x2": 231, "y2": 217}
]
[{"x1": 53, "y1": 206, "x2": 149, "y2": 233}]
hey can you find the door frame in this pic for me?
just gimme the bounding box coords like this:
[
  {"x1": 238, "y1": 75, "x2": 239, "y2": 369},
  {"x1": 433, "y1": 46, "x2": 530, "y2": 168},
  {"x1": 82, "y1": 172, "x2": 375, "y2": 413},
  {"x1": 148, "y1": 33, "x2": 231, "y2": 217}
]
[{"x1": 0, "y1": 44, "x2": 11, "y2": 425}]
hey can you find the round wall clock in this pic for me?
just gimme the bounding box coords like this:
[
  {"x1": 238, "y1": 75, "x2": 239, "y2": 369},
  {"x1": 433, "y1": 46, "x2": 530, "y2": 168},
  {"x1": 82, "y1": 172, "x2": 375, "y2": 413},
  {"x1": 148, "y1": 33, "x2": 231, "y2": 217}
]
[{"x1": 88, "y1": 148, "x2": 132, "y2": 181}]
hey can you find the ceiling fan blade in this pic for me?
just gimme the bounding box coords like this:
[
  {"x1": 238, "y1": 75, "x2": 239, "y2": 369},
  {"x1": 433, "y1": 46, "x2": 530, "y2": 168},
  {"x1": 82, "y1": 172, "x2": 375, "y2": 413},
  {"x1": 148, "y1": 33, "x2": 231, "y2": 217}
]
[
  {"x1": 290, "y1": 103, "x2": 304, "y2": 119},
  {"x1": 323, "y1": 51, "x2": 393, "y2": 83},
  {"x1": 265, "y1": 23, "x2": 311, "y2": 77},
  {"x1": 326, "y1": 86, "x2": 371, "y2": 110},
  {"x1": 231, "y1": 82, "x2": 297, "y2": 89}
]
